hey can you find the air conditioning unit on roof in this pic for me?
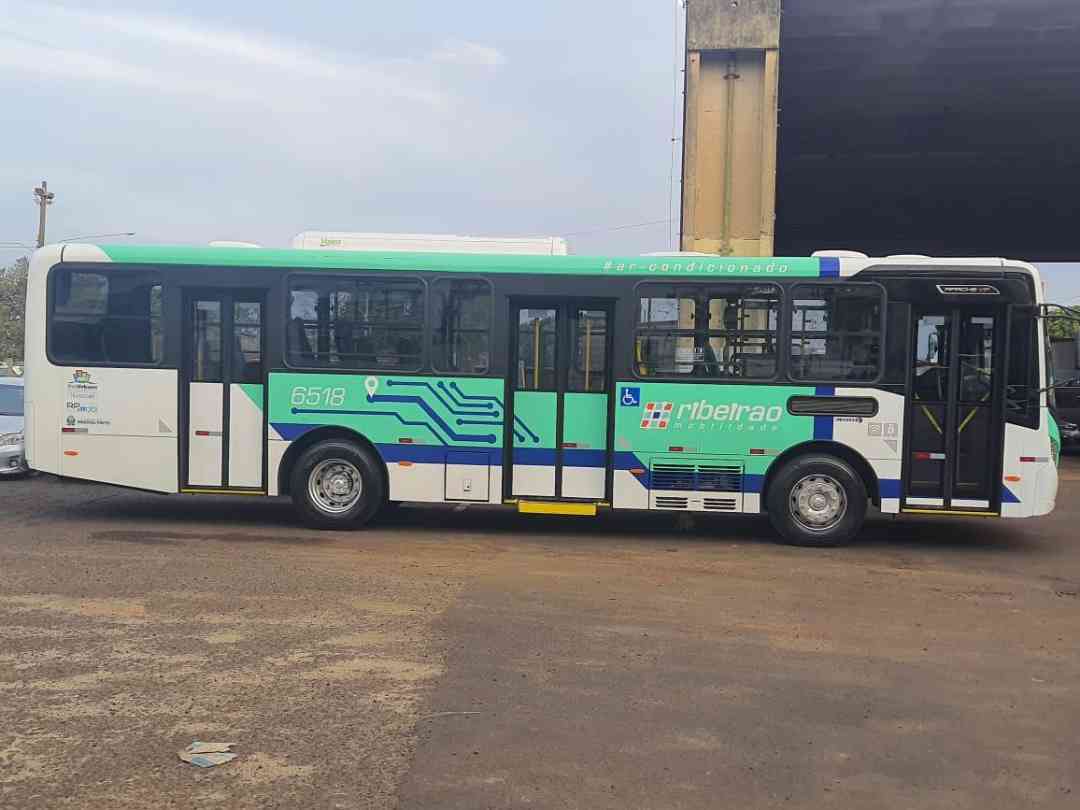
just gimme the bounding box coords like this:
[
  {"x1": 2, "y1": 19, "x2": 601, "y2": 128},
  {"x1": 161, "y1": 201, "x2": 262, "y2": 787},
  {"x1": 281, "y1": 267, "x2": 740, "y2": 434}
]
[{"x1": 292, "y1": 231, "x2": 569, "y2": 255}]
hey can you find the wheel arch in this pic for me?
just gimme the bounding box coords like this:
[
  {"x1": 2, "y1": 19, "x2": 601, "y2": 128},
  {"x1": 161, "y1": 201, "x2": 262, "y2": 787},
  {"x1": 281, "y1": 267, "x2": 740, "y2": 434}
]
[
  {"x1": 761, "y1": 441, "x2": 880, "y2": 508},
  {"x1": 277, "y1": 426, "x2": 387, "y2": 498}
]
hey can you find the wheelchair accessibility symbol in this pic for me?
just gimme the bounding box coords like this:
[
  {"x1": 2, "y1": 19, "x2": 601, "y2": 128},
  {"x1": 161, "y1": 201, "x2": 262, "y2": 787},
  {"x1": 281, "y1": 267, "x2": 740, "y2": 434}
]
[{"x1": 620, "y1": 387, "x2": 641, "y2": 407}]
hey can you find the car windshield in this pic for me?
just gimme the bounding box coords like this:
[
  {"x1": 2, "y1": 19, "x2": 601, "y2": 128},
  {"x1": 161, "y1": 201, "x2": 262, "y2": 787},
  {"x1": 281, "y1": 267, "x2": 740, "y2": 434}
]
[{"x1": 0, "y1": 385, "x2": 23, "y2": 416}]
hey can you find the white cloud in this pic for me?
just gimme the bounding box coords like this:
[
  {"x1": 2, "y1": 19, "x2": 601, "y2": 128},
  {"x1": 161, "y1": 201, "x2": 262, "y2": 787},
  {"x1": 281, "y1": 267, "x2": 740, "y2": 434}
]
[
  {"x1": 1, "y1": 3, "x2": 448, "y2": 107},
  {"x1": 0, "y1": 34, "x2": 253, "y2": 100},
  {"x1": 430, "y1": 40, "x2": 506, "y2": 69}
]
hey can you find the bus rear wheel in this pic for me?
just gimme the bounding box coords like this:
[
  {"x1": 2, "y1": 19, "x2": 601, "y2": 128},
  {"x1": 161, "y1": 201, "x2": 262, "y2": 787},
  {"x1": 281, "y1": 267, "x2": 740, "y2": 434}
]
[
  {"x1": 766, "y1": 454, "x2": 867, "y2": 547},
  {"x1": 290, "y1": 440, "x2": 385, "y2": 529}
]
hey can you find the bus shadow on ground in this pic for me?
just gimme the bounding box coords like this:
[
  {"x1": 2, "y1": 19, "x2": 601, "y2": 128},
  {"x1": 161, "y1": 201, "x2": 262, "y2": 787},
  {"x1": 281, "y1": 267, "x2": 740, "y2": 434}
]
[{"x1": 56, "y1": 487, "x2": 1050, "y2": 557}]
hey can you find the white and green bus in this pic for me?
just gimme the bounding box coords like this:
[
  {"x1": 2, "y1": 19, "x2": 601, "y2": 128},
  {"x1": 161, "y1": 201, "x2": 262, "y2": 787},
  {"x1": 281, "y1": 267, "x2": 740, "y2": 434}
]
[{"x1": 23, "y1": 244, "x2": 1060, "y2": 545}]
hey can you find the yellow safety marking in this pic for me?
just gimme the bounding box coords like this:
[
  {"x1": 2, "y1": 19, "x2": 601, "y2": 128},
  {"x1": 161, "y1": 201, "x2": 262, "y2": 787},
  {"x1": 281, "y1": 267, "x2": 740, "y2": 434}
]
[
  {"x1": 901, "y1": 508, "x2": 999, "y2": 517},
  {"x1": 957, "y1": 408, "x2": 979, "y2": 434},
  {"x1": 920, "y1": 405, "x2": 943, "y2": 434},
  {"x1": 518, "y1": 501, "x2": 598, "y2": 517},
  {"x1": 180, "y1": 488, "x2": 267, "y2": 496},
  {"x1": 957, "y1": 393, "x2": 991, "y2": 434}
]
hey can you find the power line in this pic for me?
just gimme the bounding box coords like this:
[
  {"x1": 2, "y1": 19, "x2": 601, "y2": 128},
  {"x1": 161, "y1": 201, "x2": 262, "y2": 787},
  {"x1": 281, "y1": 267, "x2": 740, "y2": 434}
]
[
  {"x1": 59, "y1": 232, "x2": 135, "y2": 243},
  {"x1": 562, "y1": 219, "x2": 671, "y2": 238},
  {"x1": 668, "y1": 0, "x2": 684, "y2": 251}
]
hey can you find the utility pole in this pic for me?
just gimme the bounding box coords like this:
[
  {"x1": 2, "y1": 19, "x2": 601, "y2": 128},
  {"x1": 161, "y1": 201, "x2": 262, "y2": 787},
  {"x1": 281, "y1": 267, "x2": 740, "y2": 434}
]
[{"x1": 34, "y1": 180, "x2": 55, "y2": 248}]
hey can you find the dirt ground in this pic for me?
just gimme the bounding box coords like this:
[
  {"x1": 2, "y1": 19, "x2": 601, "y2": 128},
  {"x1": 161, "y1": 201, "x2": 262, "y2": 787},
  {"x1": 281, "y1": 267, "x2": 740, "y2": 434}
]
[{"x1": 1, "y1": 457, "x2": 1078, "y2": 809}]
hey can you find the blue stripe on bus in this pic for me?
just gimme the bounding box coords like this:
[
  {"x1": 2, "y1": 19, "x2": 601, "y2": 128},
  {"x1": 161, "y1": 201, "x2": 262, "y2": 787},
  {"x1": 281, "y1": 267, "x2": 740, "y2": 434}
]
[
  {"x1": 1001, "y1": 485, "x2": 1021, "y2": 504},
  {"x1": 813, "y1": 386, "x2": 835, "y2": 440},
  {"x1": 272, "y1": 427, "x2": 612, "y2": 470},
  {"x1": 276, "y1": 425, "x2": 907, "y2": 502},
  {"x1": 512, "y1": 448, "x2": 556, "y2": 466},
  {"x1": 879, "y1": 479, "x2": 902, "y2": 499},
  {"x1": 563, "y1": 449, "x2": 608, "y2": 468},
  {"x1": 819, "y1": 257, "x2": 841, "y2": 278},
  {"x1": 614, "y1": 451, "x2": 651, "y2": 489},
  {"x1": 379, "y1": 444, "x2": 496, "y2": 465}
]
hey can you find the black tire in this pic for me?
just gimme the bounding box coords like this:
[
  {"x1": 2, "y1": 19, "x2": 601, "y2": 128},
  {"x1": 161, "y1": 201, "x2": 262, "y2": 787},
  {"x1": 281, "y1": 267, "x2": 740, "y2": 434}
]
[
  {"x1": 290, "y1": 440, "x2": 385, "y2": 529},
  {"x1": 766, "y1": 454, "x2": 868, "y2": 547}
]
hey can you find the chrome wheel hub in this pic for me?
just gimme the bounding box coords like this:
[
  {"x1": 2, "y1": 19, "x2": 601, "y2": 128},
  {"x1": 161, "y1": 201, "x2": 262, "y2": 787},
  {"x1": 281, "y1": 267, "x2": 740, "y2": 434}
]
[
  {"x1": 790, "y1": 474, "x2": 847, "y2": 531},
  {"x1": 309, "y1": 459, "x2": 363, "y2": 514}
]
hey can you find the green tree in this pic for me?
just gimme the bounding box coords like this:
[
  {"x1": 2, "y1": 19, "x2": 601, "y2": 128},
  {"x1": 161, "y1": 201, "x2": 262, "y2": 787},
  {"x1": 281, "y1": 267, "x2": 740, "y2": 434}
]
[
  {"x1": 0, "y1": 257, "x2": 29, "y2": 363},
  {"x1": 1047, "y1": 303, "x2": 1080, "y2": 341}
]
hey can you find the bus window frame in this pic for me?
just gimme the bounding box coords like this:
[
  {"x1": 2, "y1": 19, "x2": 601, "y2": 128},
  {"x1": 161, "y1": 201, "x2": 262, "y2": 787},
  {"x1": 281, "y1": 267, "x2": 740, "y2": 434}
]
[
  {"x1": 45, "y1": 262, "x2": 167, "y2": 369},
  {"x1": 283, "y1": 271, "x2": 429, "y2": 374},
  {"x1": 630, "y1": 280, "x2": 784, "y2": 384},
  {"x1": 786, "y1": 280, "x2": 888, "y2": 386}
]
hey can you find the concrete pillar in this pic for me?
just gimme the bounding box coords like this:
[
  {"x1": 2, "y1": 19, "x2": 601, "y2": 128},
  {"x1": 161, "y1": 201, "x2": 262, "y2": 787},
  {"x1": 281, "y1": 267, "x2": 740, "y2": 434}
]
[{"x1": 681, "y1": 0, "x2": 781, "y2": 257}]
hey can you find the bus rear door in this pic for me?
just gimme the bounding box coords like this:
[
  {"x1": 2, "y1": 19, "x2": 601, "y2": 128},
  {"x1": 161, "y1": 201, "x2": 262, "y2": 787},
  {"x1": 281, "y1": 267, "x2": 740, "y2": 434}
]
[{"x1": 181, "y1": 290, "x2": 266, "y2": 492}]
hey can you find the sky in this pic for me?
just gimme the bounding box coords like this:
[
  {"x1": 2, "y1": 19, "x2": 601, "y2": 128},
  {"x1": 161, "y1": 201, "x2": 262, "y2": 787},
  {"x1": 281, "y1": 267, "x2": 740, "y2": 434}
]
[
  {"x1": 0, "y1": 1, "x2": 1076, "y2": 300},
  {"x1": 0, "y1": 0, "x2": 684, "y2": 257}
]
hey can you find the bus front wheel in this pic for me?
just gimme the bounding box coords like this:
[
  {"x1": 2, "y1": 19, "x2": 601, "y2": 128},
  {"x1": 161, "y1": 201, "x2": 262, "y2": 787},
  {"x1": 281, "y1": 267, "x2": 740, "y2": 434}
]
[
  {"x1": 766, "y1": 454, "x2": 867, "y2": 547},
  {"x1": 290, "y1": 440, "x2": 385, "y2": 529}
]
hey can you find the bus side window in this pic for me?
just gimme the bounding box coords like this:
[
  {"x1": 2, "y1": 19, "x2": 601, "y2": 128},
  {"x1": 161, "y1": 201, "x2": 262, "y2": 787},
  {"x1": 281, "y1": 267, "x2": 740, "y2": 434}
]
[
  {"x1": 432, "y1": 279, "x2": 492, "y2": 375},
  {"x1": 882, "y1": 302, "x2": 910, "y2": 386},
  {"x1": 49, "y1": 269, "x2": 162, "y2": 365},
  {"x1": 1005, "y1": 311, "x2": 1038, "y2": 428},
  {"x1": 789, "y1": 284, "x2": 883, "y2": 383}
]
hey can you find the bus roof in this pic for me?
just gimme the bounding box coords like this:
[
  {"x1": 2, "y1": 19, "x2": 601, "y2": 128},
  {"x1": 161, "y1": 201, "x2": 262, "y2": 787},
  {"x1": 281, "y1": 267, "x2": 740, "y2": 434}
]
[{"x1": 56, "y1": 243, "x2": 1025, "y2": 281}]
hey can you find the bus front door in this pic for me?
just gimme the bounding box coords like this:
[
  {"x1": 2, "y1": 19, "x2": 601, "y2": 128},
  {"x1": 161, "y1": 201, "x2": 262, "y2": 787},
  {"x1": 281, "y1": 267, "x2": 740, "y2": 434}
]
[
  {"x1": 182, "y1": 291, "x2": 266, "y2": 492},
  {"x1": 905, "y1": 309, "x2": 1004, "y2": 512},
  {"x1": 508, "y1": 301, "x2": 613, "y2": 501}
]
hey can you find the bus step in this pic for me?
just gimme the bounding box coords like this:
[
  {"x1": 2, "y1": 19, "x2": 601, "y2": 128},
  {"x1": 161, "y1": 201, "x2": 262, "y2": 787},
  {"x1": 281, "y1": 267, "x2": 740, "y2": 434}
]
[{"x1": 517, "y1": 501, "x2": 598, "y2": 517}]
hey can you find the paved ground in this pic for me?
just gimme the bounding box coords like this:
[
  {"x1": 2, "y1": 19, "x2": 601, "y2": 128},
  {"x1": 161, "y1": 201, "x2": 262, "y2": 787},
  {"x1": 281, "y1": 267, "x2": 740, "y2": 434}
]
[{"x1": 1, "y1": 458, "x2": 1078, "y2": 809}]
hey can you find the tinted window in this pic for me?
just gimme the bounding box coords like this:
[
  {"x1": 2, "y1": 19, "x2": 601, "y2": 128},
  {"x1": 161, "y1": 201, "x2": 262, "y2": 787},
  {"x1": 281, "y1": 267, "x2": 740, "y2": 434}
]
[
  {"x1": 192, "y1": 299, "x2": 222, "y2": 382},
  {"x1": 570, "y1": 309, "x2": 607, "y2": 392},
  {"x1": 883, "y1": 302, "x2": 909, "y2": 385},
  {"x1": 517, "y1": 308, "x2": 557, "y2": 390},
  {"x1": 790, "y1": 284, "x2": 882, "y2": 382},
  {"x1": 287, "y1": 276, "x2": 424, "y2": 370},
  {"x1": 0, "y1": 385, "x2": 22, "y2": 416},
  {"x1": 1005, "y1": 311, "x2": 1038, "y2": 427},
  {"x1": 432, "y1": 280, "x2": 491, "y2": 374},
  {"x1": 635, "y1": 284, "x2": 779, "y2": 379},
  {"x1": 50, "y1": 269, "x2": 162, "y2": 365},
  {"x1": 233, "y1": 301, "x2": 263, "y2": 384}
]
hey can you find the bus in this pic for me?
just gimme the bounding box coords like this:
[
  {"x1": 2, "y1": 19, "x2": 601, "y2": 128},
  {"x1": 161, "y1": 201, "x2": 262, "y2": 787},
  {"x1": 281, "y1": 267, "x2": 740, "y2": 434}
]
[{"x1": 22, "y1": 244, "x2": 1060, "y2": 546}]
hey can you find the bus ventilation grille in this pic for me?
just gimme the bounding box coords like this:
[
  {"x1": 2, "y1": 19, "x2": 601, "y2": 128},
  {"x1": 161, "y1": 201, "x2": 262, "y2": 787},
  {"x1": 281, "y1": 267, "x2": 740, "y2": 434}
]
[
  {"x1": 651, "y1": 464, "x2": 743, "y2": 492},
  {"x1": 654, "y1": 496, "x2": 689, "y2": 510},
  {"x1": 703, "y1": 497, "x2": 738, "y2": 512}
]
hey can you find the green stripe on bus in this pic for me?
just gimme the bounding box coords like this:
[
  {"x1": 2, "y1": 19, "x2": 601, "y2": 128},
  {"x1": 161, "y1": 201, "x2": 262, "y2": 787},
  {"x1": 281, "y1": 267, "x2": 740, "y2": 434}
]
[
  {"x1": 239, "y1": 384, "x2": 264, "y2": 411},
  {"x1": 512, "y1": 392, "x2": 557, "y2": 450},
  {"x1": 562, "y1": 393, "x2": 608, "y2": 454},
  {"x1": 98, "y1": 245, "x2": 822, "y2": 279}
]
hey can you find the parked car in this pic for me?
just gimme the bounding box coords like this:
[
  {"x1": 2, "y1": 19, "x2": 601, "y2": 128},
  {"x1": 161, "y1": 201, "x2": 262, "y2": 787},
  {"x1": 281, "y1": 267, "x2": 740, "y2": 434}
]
[
  {"x1": 1055, "y1": 376, "x2": 1080, "y2": 448},
  {"x1": 0, "y1": 377, "x2": 27, "y2": 476},
  {"x1": 1058, "y1": 417, "x2": 1080, "y2": 448}
]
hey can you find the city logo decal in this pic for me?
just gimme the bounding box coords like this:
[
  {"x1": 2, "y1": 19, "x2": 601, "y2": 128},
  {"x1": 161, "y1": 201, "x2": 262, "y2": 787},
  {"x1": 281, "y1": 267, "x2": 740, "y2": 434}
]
[
  {"x1": 634, "y1": 398, "x2": 786, "y2": 433},
  {"x1": 72, "y1": 370, "x2": 92, "y2": 384},
  {"x1": 640, "y1": 402, "x2": 673, "y2": 430}
]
